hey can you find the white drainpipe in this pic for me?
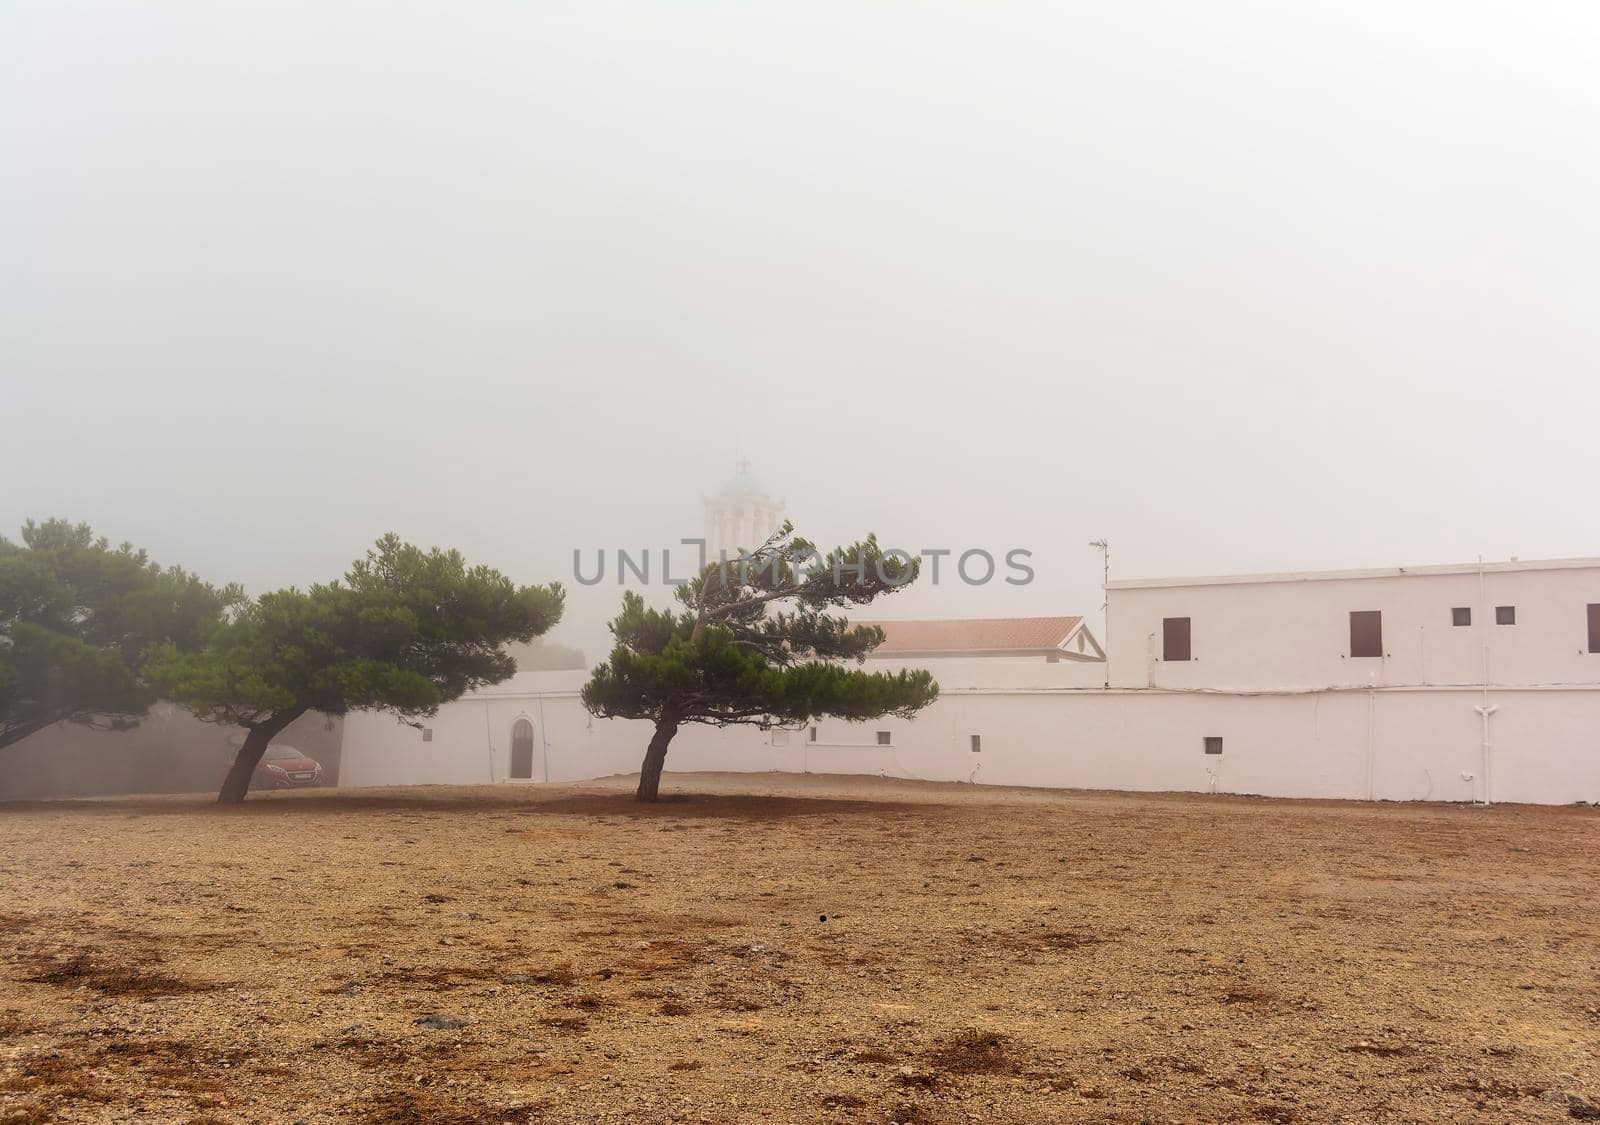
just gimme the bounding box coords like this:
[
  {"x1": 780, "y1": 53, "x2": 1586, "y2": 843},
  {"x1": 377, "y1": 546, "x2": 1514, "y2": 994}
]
[
  {"x1": 1475, "y1": 697, "x2": 1499, "y2": 806},
  {"x1": 1365, "y1": 690, "x2": 1376, "y2": 802},
  {"x1": 1475, "y1": 620, "x2": 1498, "y2": 804}
]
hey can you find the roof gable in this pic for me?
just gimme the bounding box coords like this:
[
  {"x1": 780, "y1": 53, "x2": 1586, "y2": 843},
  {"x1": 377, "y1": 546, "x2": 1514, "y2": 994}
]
[{"x1": 857, "y1": 616, "x2": 1088, "y2": 656}]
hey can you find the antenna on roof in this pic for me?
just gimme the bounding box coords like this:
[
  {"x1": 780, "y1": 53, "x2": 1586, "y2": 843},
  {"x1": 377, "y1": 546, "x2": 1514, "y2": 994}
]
[{"x1": 1089, "y1": 540, "x2": 1109, "y2": 688}]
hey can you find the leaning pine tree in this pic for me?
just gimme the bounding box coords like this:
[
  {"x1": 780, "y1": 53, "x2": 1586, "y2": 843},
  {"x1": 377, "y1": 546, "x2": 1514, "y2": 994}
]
[
  {"x1": 147, "y1": 535, "x2": 564, "y2": 803},
  {"x1": 582, "y1": 523, "x2": 939, "y2": 802}
]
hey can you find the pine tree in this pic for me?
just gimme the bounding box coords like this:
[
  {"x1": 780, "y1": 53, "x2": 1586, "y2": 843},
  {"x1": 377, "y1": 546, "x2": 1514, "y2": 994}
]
[
  {"x1": 583, "y1": 523, "x2": 938, "y2": 801},
  {"x1": 148, "y1": 535, "x2": 564, "y2": 802}
]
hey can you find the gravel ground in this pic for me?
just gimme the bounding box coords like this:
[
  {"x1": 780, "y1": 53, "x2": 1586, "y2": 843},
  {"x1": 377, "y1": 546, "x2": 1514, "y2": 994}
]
[{"x1": 1, "y1": 772, "x2": 1598, "y2": 1123}]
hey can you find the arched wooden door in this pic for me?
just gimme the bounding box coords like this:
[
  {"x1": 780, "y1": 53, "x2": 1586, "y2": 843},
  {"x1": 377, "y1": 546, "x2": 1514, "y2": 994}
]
[{"x1": 510, "y1": 718, "x2": 536, "y2": 780}]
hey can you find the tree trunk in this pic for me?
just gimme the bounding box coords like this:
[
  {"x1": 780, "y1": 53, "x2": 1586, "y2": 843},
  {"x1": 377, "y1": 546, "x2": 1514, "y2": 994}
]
[
  {"x1": 636, "y1": 710, "x2": 682, "y2": 802},
  {"x1": 217, "y1": 709, "x2": 305, "y2": 804}
]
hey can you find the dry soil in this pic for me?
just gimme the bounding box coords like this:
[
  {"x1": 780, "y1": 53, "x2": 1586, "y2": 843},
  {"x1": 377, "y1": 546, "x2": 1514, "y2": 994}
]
[{"x1": 1, "y1": 773, "x2": 1598, "y2": 1123}]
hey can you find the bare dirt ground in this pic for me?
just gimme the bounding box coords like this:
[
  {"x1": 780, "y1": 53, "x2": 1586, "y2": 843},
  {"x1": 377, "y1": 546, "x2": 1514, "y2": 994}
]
[{"x1": 1, "y1": 773, "x2": 1597, "y2": 1123}]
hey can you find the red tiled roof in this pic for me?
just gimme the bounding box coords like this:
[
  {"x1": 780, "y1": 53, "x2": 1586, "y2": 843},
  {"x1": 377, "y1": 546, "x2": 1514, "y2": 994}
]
[{"x1": 856, "y1": 616, "x2": 1085, "y2": 656}]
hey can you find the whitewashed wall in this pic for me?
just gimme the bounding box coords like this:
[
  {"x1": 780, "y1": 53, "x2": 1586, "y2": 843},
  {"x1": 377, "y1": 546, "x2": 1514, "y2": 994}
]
[
  {"x1": 868, "y1": 686, "x2": 1600, "y2": 805},
  {"x1": 338, "y1": 671, "x2": 786, "y2": 788},
  {"x1": 339, "y1": 668, "x2": 1600, "y2": 805}
]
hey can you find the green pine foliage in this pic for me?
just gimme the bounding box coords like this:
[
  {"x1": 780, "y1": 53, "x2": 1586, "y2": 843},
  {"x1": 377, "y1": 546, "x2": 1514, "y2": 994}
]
[
  {"x1": 583, "y1": 523, "x2": 938, "y2": 800},
  {"x1": 0, "y1": 519, "x2": 237, "y2": 749},
  {"x1": 147, "y1": 534, "x2": 565, "y2": 801}
]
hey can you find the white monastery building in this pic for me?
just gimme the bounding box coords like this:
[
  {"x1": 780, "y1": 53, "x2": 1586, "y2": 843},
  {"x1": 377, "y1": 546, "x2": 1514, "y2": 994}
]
[{"x1": 339, "y1": 469, "x2": 1600, "y2": 805}]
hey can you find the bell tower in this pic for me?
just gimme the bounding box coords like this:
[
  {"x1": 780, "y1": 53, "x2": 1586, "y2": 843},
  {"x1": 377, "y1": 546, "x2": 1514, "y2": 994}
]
[{"x1": 703, "y1": 458, "x2": 785, "y2": 561}]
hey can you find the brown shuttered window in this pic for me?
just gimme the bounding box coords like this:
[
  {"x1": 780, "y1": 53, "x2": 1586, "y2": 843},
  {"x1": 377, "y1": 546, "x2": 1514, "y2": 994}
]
[
  {"x1": 1589, "y1": 604, "x2": 1600, "y2": 654},
  {"x1": 1350, "y1": 610, "x2": 1383, "y2": 658},
  {"x1": 1163, "y1": 616, "x2": 1191, "y2": 662}
]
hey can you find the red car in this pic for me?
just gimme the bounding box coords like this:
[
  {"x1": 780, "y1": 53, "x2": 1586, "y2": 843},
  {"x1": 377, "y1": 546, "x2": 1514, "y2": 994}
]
[{"x1": 252, "y1": 744, "x2": 324, "y2": 789}]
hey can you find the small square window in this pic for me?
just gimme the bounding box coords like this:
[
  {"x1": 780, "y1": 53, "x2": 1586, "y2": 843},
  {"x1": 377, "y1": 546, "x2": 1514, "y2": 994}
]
[
  {"x1": 809, "y1": 726, "x2": 818, "y2": 742},
  {"x1": 1204, "y1": 736, "x2": 1223, "y2": 755},
  {"x1": 1496, "y1": 605, "x2": 1516, "y2": 625},
  {"x1": 876, "y1": 731, "x2": 891, "y2": 746},
  {"x1": 421, "y1": 728, "x2": 433, "y2": 742},
  {"x1": 1451, "y1": 607, "x2": 1471, "y2": 627},
  {"x1": 970, "y1": 734, "x2": 982, "y2": 753}
]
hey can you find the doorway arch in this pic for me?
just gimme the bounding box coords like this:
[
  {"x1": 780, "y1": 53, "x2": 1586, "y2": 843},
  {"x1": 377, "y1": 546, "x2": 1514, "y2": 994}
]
[{"x1": 510, "y1": 718, "x2": 536, "y2": 780}]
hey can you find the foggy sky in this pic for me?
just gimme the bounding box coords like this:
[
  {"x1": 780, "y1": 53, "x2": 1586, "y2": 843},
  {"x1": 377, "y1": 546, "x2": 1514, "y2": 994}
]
[{"x1": 4, "y1": 3, "x2": 1599, "y2": 661}]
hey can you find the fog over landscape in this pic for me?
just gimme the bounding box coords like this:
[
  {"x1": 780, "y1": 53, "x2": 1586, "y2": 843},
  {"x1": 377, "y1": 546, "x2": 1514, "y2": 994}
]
[
  {"x1": 9, "y1": 8, "x2": 1600, "y2": 1122},
  {"x1": 5, "y1": 3, "x2": 1599, "y2": 661}
]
